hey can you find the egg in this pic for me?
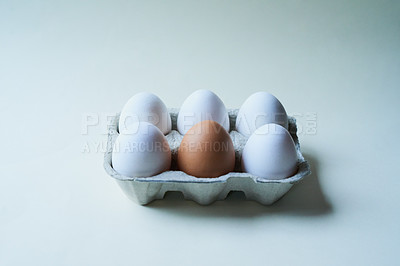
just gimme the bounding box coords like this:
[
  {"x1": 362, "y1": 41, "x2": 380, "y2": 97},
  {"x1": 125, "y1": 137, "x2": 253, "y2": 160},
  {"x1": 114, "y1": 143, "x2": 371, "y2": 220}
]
[
  {"x1": 119, "y1": 92, "x2": 171, "y2": 135},
  {"x1": 241, "y1": 123, "x2": 297, "y2": 179},
  {"x1": 177, "y1": 90, "x2": 229, "y2": 135},
  {"x1": 177, "y1": 120, "x2": 235, "y2": 178},
  {"x1": 112, "y1": 122, "x2": 171, "y2": 177},
  {"x1": 236, "y1": 92, "x2": 288, "y2": 137}
]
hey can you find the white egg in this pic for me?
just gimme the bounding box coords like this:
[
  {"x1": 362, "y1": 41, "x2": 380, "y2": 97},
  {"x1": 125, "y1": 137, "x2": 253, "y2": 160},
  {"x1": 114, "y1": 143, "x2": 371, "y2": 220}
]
[
  {"x1": 177, "y1": 90, "x2": 229, "y2": 135},
  {"x1": 236, "y1": 92, "x2": 288, "y2": 137},
  {"x1": 112, "y1": 122, "x2": 171, "y2": 177},
  {"x1": 241, "y1": 123, "x2": 297, "y2": 180},
  {"x1": 119, "y1": 92, "x2": 171, "y2": 135}
]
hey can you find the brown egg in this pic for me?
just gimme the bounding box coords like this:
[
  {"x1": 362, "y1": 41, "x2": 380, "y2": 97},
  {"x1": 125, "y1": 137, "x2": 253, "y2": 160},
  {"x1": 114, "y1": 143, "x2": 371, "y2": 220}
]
[{"x1": 177, "y1": 120, "x2": 235, "y2": 178}]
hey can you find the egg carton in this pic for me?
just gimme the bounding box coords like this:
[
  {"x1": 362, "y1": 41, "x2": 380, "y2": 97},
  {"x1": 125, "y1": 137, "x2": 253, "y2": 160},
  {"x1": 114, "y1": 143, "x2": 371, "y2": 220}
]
[{"x1": 103, "y1": 108, "x2": 311, "y2": 205}]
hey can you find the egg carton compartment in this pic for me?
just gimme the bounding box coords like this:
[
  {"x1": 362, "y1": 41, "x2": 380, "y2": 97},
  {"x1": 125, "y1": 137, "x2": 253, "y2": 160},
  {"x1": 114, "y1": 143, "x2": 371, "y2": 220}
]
[{"x1": 103, "y1": 108, "x2": 311, "y2": 205}]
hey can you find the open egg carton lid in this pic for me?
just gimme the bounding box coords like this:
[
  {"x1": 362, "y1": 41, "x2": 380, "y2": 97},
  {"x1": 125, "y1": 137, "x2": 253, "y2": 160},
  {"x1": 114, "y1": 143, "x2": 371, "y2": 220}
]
[{"x1": 103, "y1": 108, "x2": 311, "y2": 205}]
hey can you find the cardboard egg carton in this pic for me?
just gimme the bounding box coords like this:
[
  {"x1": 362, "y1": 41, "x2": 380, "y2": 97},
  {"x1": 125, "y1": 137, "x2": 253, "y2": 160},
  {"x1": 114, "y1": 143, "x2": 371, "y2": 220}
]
[{"x1": 103, "y1": 108, "x2": 311, "y2": 205}]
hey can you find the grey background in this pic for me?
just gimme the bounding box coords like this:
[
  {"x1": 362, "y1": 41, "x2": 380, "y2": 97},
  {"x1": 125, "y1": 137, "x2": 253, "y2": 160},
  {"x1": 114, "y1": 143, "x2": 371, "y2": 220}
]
[{"x1": 1, "y1": 1, "x2": 399, "y2": 265}]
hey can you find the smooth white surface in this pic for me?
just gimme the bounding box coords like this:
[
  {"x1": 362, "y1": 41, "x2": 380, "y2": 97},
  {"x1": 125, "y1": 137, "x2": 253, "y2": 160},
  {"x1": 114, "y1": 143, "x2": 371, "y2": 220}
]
[
  {"x1": 0, "y1": 1, "x2": 399, "y2": 266},
  {"x1": 236, "y1": 91, "x2": 289, "y2": 136},
  {"x1": 112, "y1": 122, "x2": 171, "y2": 177},
  {"x1": 119, "y1": 92, "x2": 172, "y2": 134},
  {"x1": 177, "y1": 89, "x2": 229, "y2": 134},
  {"x1": 242, "y1": 124, "x2": 298, "y2": 179}
]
